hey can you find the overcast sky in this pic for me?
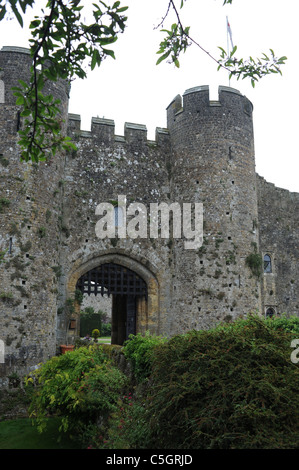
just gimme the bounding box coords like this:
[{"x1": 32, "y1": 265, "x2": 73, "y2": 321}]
[{"x1": 0, "y1": 0, "x2": 298, "y2": 192}]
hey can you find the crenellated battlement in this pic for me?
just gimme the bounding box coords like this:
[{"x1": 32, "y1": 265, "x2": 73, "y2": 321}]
[
  {"x1": 0, "y1": 46, "x2": 32, "y2": 104},
  {"x1": 167, "y1": 85, "x2": 253, "y2": 128},
  {"x1": 67, "y1": 113, "x2": 169, "y2": 146},
  {"x1": 0, "y1": 46, "x2": 69, "y2": 122}
]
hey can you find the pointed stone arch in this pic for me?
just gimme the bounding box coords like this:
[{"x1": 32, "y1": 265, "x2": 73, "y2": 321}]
[{"x1": 66, "y1": 252, "x2": 160, "y2": 345}]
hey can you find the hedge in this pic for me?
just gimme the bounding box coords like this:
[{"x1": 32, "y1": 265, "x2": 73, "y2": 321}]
[{"x1": 139, "y1": 315, "x2": 299, "y2": 449}]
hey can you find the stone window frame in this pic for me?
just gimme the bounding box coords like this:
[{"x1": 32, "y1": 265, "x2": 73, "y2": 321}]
[
  {"x1": 265, "y1": 306, "x2": 276, "y2": 318},
  {"x1": 263, "y1": 253, "x2": 273, "y2": 274}
]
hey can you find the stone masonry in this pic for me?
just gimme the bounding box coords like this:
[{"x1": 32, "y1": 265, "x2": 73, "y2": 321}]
[{"x1": 0, "y1": 46, "x2": 298, "y2": 384}]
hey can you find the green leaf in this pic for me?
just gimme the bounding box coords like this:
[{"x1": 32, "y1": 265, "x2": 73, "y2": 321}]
[
  {"x1": 102, "y1": 49, "x2": 115, "y2": 59},
  {"x1": 0, "y1": 7, "x2": 6, "y2": 22},
  {"x1": 91, "y1": 50, "x2": 98, "y2": 70},
  {"x1": 116, "y1": 6, "x2": 128, "y2": 13},
  {"x1": 156, "y1": 51, "x2": 171, "y2": 65},
  {"x1": 10, "y1": 2, "x2": 23, "y2": 27},
  {"x1": 30, "y1": 19, "x2": 41, "y2": 29},
  {"x1": 15, "y1": 96, "x2": 25, "y2": 105},
  {"x1": 230, "y1": 45, "x2": 237, "y2": 57}
]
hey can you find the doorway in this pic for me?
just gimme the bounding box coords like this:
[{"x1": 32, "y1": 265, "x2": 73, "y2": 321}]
[{"x1": 76, "y1": 262, "x2": 148, "y2": 345}]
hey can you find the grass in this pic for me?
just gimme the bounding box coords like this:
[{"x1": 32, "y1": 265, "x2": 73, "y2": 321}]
[
  {"x1": 80, "y1": 336, "x2": 111, "y2": 343},
  {"x1": 97, "y1": 336, "x2": 111, "y2": 343},
  {"x1": 0, "y1": 417, "x2": 80, "y2": 449}
]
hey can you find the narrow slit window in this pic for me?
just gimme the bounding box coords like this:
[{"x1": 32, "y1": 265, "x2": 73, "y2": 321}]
[{"x1": 264, "y1": 254, "x2": 272, "y2": 273}]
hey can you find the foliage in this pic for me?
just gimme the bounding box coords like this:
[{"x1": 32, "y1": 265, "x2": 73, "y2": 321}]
[
  {"x1": 133, "y1": 315, "x2": 299, "y2": 449},
  {"x1": 80, "y1": 307, "x2": 110, "y2": 337},
  {"x1": 156, "y1": 0, "x2": 287, "y2": 86},
  {"x1": 0, "y1": 249, "x2": 7, "y2": 265},
  {"x1": 80, "y1": 306, "x2": 104, "y2": 319},
  {"x1": 218, "y1": 46, "x2": 287, "y2": 88},
  {"x1": 2, "y1": 0, "x2": 128, "y2": 163},
  {"x1": 0, "y1": 291, "x2": 13, "y2": 300},
  {"x1": 156, "y1": 21, "x2": 190, "y2": 69},
  {"x1": 122, "y1": 331, "x2": 167, "y2": 382},
  {"x1": 23, "y1": 315, "x2": 299, "y2": 449},
  {"x1": 0, "y1": 0, "x2": 287, "y2": 162},
  {"x1": 245, "y1": 243, "x2": 263, "y2": 278},
  {"x1": 245, "y1": 252, "x2": 263, "y2": 278},
  {"x1": 74, "y1": 288, "x2": 83, "y2": 305},
  {"x1": 0, "y1": 198, "x2": 10, "y2": 213},
  {"x1": 80, "y1": 308, "x2": 101, "y2": 337},
  {"x1": 265, "y1": 314, "x2": 299, "y2": 336},
  {"x1": 92, "y1": 328, "x2": 100, "y2": 340},
  {"x1": 93, "y1": 391, "x2": 150, "y2": 449},
  {"x1": 101, "y1": 322, "x2": 111, "y2": 336},
  {"x1": 25, "y1": 345, "x2": 128, "y2": 437}
]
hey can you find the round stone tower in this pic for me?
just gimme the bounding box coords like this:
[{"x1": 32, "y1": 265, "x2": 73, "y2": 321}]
[
  {"x1": 0, "y1": 45, "x2": 69, "y2": 133},
  {"x1": 0, "y1": 47, "x2": 69, "y2": 383},
  {"x1": 167, "y1": 85, "x2": 262, "y2": 333}
]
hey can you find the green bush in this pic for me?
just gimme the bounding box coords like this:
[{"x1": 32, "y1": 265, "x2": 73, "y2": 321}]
[
  {"x1": 99, "y1": 391, "x2": 150, "y2": 449},
  {"x1": 265, "y1": 314, "x2": 299, "y2": 335},
  {"x1": 122, "y1": 331, "x2": 167, "y2": 382},
  {"x1": 101, "y1": 323, "x2": 111, "y2": 337},
  {"x1": 91, "y1": 328, "x2": 100, "y2": 340},
  {"x1": 136, "y1": 315, "x2": 299, "y2": 449},
  {"x1": 245, "y1": 252, "x2": 263, "y2": 278},
  {"x1": 79, "y1": 308, "x2": 103, "y2": 337},
  {"x1": 25, "y1": 314, "x2": 299, "y2": 449},
  {"x1": 25, "y1": 345, "x2": 128, "y2": 438}
]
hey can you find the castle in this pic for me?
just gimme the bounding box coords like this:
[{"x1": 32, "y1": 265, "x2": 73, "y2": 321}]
[{"x1": 0, "y1": 46, "x2": 298, "y2": 384}]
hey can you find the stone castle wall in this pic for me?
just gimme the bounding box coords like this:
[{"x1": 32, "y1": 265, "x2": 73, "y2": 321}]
[
  {"x1": 165, "y1": 86, "x2": 262, "y2": 331},
  {"x1": 0, "y1": 46, "x2": 298, "y2": 383},
  {"x1": 257, "y1": 175, "x2": 299, "y2": 315},
  {"x1": 0, "y1": 47, "x2": 69, "y2": 382}
]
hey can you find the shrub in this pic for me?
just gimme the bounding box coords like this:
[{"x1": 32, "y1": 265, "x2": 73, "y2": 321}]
[
  {"x1": 0, "y1": 197, "x2": 10, "y2": 213},
  {"x1": 91, "y1": 328, "x2": 100, "y2": 340},
  {"x1": 265, "y1": 314, "x2": 299, "y2": 335},
  {"x1": 79, "y1": 308, "x2": 104, "y2": 337},
  {"x1": 101, "y1": 323, "x2": 111, "y2": 337},
  {"x1": 122, "y1": 331, "x2": 167, "y2": 382},
  {"x1": 139, "y1": 315, "x2": 299, "y2": 449},
  {"x1": 25, "y1": 345, "x2": 128, "y2": 438},
  {"x1": 245, "y1": 252, "x2": 263, "y2": 278},
  {"x1": 100, "y1": 391, "x2": 150, "y2": 449}
]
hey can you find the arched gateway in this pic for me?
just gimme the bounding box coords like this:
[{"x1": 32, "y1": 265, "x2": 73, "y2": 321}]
[{"x1": 67, "y1": 254, "x2": 160, "y2": 345}]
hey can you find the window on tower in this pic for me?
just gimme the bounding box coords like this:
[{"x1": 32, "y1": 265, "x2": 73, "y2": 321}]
[{"x1": 264, "y1": 254, "x2": 272, "y2": 273}]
